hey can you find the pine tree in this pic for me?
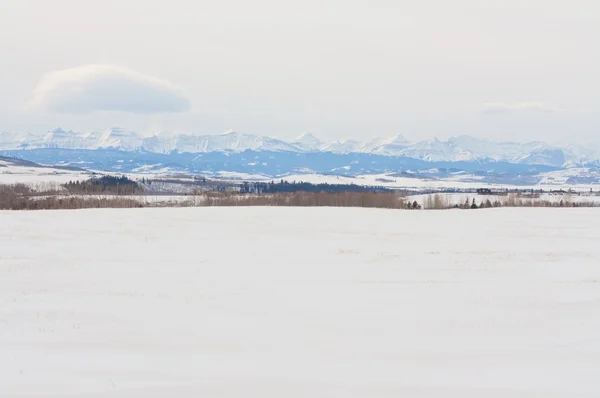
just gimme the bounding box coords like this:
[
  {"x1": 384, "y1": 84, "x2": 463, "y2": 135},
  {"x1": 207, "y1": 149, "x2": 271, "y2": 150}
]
[{"x1": 471, "y1": 198, "x2": 478, "y2": 209}]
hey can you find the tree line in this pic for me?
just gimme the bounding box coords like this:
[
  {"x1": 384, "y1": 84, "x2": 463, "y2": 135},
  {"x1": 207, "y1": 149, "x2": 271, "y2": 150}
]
[
  {"x1": 63, "y1": 175, "x2": 142, "y2": 195},
  {"x1": 239, "y1": 180, "x2": 391, "y2": 194}
]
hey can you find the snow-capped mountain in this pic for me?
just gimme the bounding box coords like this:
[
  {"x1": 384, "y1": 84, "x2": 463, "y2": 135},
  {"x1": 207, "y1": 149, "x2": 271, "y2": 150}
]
[
  {"x1": 0, "y1": 131, "x2": 37, "y2": 150},
  {"x1": 142, "y1": 131, "x2": 298, "y2": 154},
  {"x1": 293, "y1": 132, "x2": 323, "y2": 151},
  {"x1": 1, "y1": 127, "x2": 599, "y2": 168},
  {"x1": 0, "y1": 128, "x2": 145, "y2": 151},
  {"x1": 359, "y1": 134, "x2": 411, "y2": 154}
]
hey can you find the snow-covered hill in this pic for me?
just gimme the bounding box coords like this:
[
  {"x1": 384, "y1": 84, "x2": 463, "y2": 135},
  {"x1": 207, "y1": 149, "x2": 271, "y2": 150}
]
[
  {"x1": 1, "y1": 127, "x2": 599, "y2": 168},
  {"x1": 0, "y1": 156, "x2": 91, "y2": 185}
]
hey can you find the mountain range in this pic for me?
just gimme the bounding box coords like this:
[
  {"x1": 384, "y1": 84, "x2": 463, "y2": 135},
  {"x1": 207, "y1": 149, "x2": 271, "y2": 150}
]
[
  {"x1": 2, "y1": 128, "x2": 600, "y2": 186},
  {"x1": 1, "y1": 127, "x2": 599, "y2": 169}
]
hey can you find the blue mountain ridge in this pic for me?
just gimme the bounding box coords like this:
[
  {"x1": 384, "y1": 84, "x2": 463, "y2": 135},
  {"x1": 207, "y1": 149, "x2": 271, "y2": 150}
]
[{"x1": 2, "y1": 148, "x2": 561, "y2": 185}]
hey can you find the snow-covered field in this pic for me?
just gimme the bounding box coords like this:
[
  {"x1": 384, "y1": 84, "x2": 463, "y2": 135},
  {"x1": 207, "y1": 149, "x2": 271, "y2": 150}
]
[
  {"x1": 411, "y1": 192, "x2": 600, "y2": 208},
  {"x1": 279, "y1": 172, "x2": 600, "y2": 192},
  {"x1": 0, "y1": 161, "x2": 91, "y2": 185},
  {"x1": 1, "y1": 207, "x2": 600, "y2": 397}
]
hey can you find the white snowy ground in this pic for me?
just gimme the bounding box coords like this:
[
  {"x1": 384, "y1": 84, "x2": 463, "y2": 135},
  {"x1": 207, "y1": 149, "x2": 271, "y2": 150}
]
[
  {"x1": 279, "y1": 172, "x2": 600, "y2": 192},
  {"x1": 0, "y1": 162, "x2": 90, "y2": 186},
  {"x1": 1, "y1": 207, "x2": 599, "y2": 397},
  {"x1": 411, "y1": 192, "x2": 600, "y2": 208}
]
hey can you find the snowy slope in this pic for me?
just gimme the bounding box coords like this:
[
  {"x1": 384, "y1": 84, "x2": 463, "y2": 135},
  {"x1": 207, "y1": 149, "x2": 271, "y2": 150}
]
[
  {"x1": 1, "y1": 207, "x2": 599, "y2": 397},
  {"x1": 0, "y1": 131, "x2": 37, "y2": 150},
  {"x1": 0, "y1": 156, "x2": 90, "y2": 185}
]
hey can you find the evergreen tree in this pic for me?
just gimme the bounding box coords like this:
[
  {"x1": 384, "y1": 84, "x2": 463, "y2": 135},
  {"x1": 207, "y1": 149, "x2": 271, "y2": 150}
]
[{"x1": 471, "y1": 198, "x2": 478, "y2": 209}]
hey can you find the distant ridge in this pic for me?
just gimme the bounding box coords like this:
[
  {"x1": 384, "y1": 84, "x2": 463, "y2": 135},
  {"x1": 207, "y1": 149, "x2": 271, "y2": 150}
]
[{"x1": 1, "y1": 127, "x2": 599, "y2": 168}]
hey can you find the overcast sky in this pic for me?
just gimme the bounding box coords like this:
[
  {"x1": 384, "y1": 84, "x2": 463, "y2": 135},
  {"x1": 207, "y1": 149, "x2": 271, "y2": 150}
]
[{"x1": 1, "y1": 0, "x2": 599, "y2": 143}]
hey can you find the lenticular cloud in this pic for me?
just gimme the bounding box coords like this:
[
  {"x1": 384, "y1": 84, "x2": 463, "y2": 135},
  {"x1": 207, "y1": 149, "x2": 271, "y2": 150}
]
[{"x1": 29, "y1": 65, "x2": 190, "y2": 114}]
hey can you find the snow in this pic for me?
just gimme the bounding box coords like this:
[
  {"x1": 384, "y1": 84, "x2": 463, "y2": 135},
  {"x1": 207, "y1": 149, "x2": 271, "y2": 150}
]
[
  {"x1": 1, "y1": 207, "x2": 599, "y2": 397},
  {"x1": 0, "y1": 159, "x2": 182, "y2": 188},
  {"x1": 134, "y1": 131, "x2": 301, "y2": 154},
  {"x1": 4, "y1": 160, "x2": 600, "y2": 193},
  {"x1": 357, "y1": 134, "x2": 409, "y2": 154},
  {"x1": 211, "y1": 170, "x2": 273, "y2": 180},
  {"x1": 0, "y1": 164, "x2": 91, "y2": 185},
  {"x1": 292, "y1": 132, "x2": 323, "y2": 151},
  {"x1": 279, "y1": 173, "x2": 361, "y2": 185},
  {"x1": 280, "y1": 172, "x2": 600, "y2": 191},
  {"x1": 0, "y1": 128, "x2": 146, "y2": 151},
  {"x1": 28, "y1": 194, "x2": 199, "y2": 205},
  {"x1": 411, "y1": 192, "x2": 600, "y2": 208},
  {"x1": 538, "y1": 167, "x2": 600, "y2": 186},
  {"x1": 6, "y1": 128, "x2": 600, "y2": 167},
  {"x1": 279, "y1": 173, "x2": 497, "y2": 190}
]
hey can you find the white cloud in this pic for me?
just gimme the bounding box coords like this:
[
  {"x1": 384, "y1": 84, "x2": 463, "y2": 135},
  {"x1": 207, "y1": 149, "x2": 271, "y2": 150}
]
[
  {"x1": 29, "y1": 65, "x2": 190, "y2": 114},
  {"x1": 481, "y1": 102, "x2": 557, "y2": 114}
]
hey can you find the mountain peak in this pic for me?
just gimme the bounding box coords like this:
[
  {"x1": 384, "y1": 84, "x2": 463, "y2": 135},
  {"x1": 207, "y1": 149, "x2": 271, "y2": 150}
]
[
  {"x1": 105, "y1": 126, "x2": 126, "y2": 133},
  {"x1": 296, "y1": 132, "x2": 319, "y2": 140},
  {"x1": 293, "y1": 132, "x2": 323, "y2": 151},
  {"x1": 44, "y1": 127, "x2": 73, "y2": 139},
  {"x1": 295, "y1": 132, "x2": 321, "y2": 143},
  {"x1": 220, "y1": 129, "x2": 238, "y2": 136},
  {"x1": 47, "y1": 127, "x2": 71, "y2": 135},
  {"x1": 387, "y1": 134, "x2": 410, "y2": 144}
]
